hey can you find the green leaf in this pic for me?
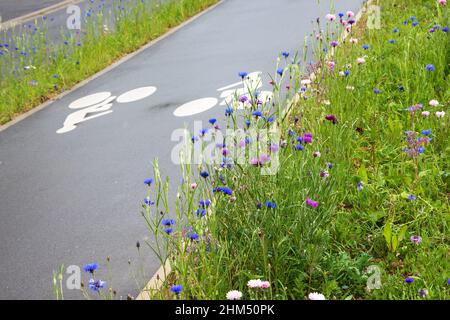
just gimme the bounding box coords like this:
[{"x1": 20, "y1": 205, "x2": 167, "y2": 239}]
[
  {"x1": 383, "y1": 223, "x2": 392, "y2": 248},
  {"x1": 398, "y1": 225, "x2": 408, "y2": 243},
  {"x1": 358, "y1": 164, "x2": 369, "y2": 184}
]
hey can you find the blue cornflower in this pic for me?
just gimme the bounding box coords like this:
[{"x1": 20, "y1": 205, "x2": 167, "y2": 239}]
[
  {"x1": 362, "y1": 44, "x2": 369, "y2": 50},
  {"x1": 282, "y1": 51, "x2": 289, "y2": 58},
  {"x1": 187, "y1": 232, "x2": 199, "y2": 241},
  {"x1": 373, "y1": 89, "x2": 381, "y2": 94},
  {"x1": 83, "y1": 263, "x2": 98, "y2": 274},
  {"x1": 225, "y1": 106, "x2": 234, "y2": 116},
  {"x1": 245, "y1": 120, "x2": 251, "y2": 128},
  {"x1": 256, "y1": 202, "x2": 262, "y2": 209},
  {"x1": 200, "y1": 128, "x2": 208, "y2": 136},
  {"x1": 88, "y1": 279, "x2": 106, "y2": 292},
  {"x1": 426, "y1": 64, "x2": 435, "y2": 72},
  {"x1": 199, "y1": 199, "x2": 211, "y2": 208},
  {"x1": 196, "y1": 209, "x2": 206, "y2": 217},
  {"x1": 162, "y1": 219, "x2": 175, "y2": 226},
  {"x1": 267, "y1": 116, "x2": 275, "y2": 124},
  {"x1": 296, "y1": 136, "x2": 303, "y2": 143},
  {"x1": 295, "y1": 144, "x2": 304, "y2": 151},
  {"x1": 405, "y1": 277, "x2": 414, "y2": 284},
  {"x1": 164, "y1": 228, "x2": 173, "y2": 235},
  {"x1": 412, "y1": 21, "x2": 418, "y2": 27},
  {"x1": 252, "y1": 110, "x2": 263, "y2": 117},
  {"x1": 209, "y1": 118, "x2": 217, "y2": 125},
  {"x1": 323, "y1": 48, "x2": 328, "y2": 53},
  {"x1": 407, "y1": 195, "x2": 417, "y2": 201},
  {"x1": 443, "y1": 27, "x2": 449, "y2": 33},
  {"x1": 421, "y1": 129, "x2": 431, "y2": 135},
  {"x1": 328, "y1": 163, "x2": 333, "y2": 169},
  {"x1": 170, "y1": 285, "x2": 183, "y2": 295},
  {"x1": 144, "y1": 198, "x2": 155, "y2": 206},
  {"x1": 144, "y1": 178, "x2": 153, "y2": 186},
  {"x1": 393, "y1": 28, "x2": 399, "y2": 33},
  {"x1": 277, "y1": 68, "x2": 284, "y2": 76},
  {"x1": 52, "y1": 74, "x2": 58, "y2": 79},
  {"x1": 357, "y1": 181, "x2": 364, "y2": 191},
  {"x1": 398, "y1": 85, "x2": 405, "y2": 91},
  {"x1": 238, "y1": 72, "x2": 248, "y2": 79},
  {"x1": 265, "y1": 201, "x2": 277, "y2": 209},
  {"x1": 344, "y1": 70, "x2": 350, "y2": 77},
  {"x1": 410, "y1": 16, "x2": 416, "y2": 21},
  {"x1": 191, "y1": 136, "x2": 198, "y2": 143},
  {"x1": 389, "y1": 39, "x2": 395, "y2": 44},
  {"x1": 200, "y1": 171, "x2": 209, "y2": 179},
  {"x1": 338, "y1": 12, "x2": 344, "y2": 18},
  {"x1": 218, "y1": 187, "x2": 233, "y2": 196}
]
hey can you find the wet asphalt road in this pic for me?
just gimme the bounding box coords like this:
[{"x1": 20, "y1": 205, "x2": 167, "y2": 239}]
[
  {"x1": 0, "y1": 0, "x2": 364, "y2": 299},
  {"x1": 0, "y1": 0, "x2": 67, "y2": 22}
]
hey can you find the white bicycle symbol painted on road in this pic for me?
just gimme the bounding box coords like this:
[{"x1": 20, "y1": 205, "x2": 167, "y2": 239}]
[
  {"x1": 57, "y1": 86, "x2": 157, "y2": 134},
  {"x1": 57, "y1": 71, "x2": 272, "y2": 134}
]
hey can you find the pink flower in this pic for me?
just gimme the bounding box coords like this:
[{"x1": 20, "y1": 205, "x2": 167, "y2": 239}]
[
  {"x1": 347, "y1": 10, "x2": 355, "y2": 17},
  {"x1": 349, "y1": 37, "x2": 358, "y2": 44},
  {"x1": 247, "y1": 279, "x2": 263, "y2": 288},
  {"x1": 313, "y1": 151, "x2": 321, "y2": 158},
  {"x1": 326, "y1": 61, "x2": 336, "y2": 71},
  {"x1": 421, "y1": 111, "x2": 430, "y2": 117},
  {"x1": 326, "y1": 13, "x2": 336, "y2": 22},
  {"x1": 357, "y1": 57, "x2": 366, "y2": 65},
  {"x1": 226, "y1": 290, "x2": 243, "y2": 300},
  {"x1": 306, "y1": 198, "x2": 319, "y2": 208},
  {"x1": 429, "y1": 99, "x2": 439, "y2": 107},
  {"x1": 190, "y1": 183, "x2": 198, "y2": 190},
  {"x1": 438, "y1": 0, "x2": 446, "y2": 6},
  {"x1": 261, "y1": 281, "x2": 270, "y2": 289}
]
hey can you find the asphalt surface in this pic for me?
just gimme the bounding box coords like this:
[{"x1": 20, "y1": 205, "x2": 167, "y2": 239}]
[
  {"x1": 0, "y1": 0, "x2": 67, "y2": 22},
  {"x1": 0, "y1": 0, "x2": 364, "y2": 299}
]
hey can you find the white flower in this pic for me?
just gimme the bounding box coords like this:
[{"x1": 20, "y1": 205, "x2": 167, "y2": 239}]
[
  {"x1": 349, "y1": 37, "x2": 358, "y2": 44},
  {"x1": 429, "y1": 99, "x2": 439, "y2": 107},
  {"x1": 357, "y1": 57, "x2": 366, "y2": 65},
  {"x1": 436, "y1": 111, "x2": 445, "y2": 118},
  {"x1": 226, "y1": 290, "x2": 243, "y2": 300},
  {"x1": 247, "y1": 279, "x2": 263, "y2": 288},
  {"x1": 308, "y1": 292, "x2": 326, "y2": 300},
  {"x1": 322, "y1": 100, "x2": 331, "y2": 105},
  {"x1": 301, "y1": 79, "x2": 312, "y2": 86},
  {"x1": 346, "y1": 85, "x2": 355, "y2": 91},
  {"x1": 421, "y1": 111, "x2": 430, "y2": 117}
]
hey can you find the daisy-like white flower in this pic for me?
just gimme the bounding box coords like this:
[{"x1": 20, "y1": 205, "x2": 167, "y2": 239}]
[
  {"x1": 349, "y1": 37, "x2": 358, "y2": 44},
  {"x1": 429, "y1": 99, "x2": 439, "y2": 107},
  {"x1": 247, "y1": 279, "x2": 263, "y2": 288},
  {"x1": 226, "y1": 290, "x2": 243, "y2": 300},
  {"x1": 436, "y1": 111, "x2": 445, "y2": 118},
  {"x1": 308, "y1": 292, "x2": 326, "y2": 300}
]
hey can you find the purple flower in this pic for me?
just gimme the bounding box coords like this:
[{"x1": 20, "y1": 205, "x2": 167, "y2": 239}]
[
  {"x1": 410, "y1": 235, "x2": 422, "y2": 245},
  {"x1": 407, "y1": 195, "x2": 417, "y2": 201},
  {"x1": 325, "y1": 114, "x2": 338, "y2": 124},
  {"x1": 330, "y1": 40, "x2": 339, "y2": 47},
  {"x1": 306, "y1": 198, "x2": 319, "y2": 208},
  {"x1": 89, "y1": 279, "x2": 106, "y2": 292},
  {"x1": 418, "y1": 289, "x2": 428, "y2": 298}
]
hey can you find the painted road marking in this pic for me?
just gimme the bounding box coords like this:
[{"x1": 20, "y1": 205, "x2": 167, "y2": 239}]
[{"x1": 57, "y1": 86, "x2": 157, "y2": 134}]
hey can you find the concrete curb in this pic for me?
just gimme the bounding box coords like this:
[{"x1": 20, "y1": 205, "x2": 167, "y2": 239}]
[{"x1": 0, "y1": 0, "x2": 225, "y2": 133}]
